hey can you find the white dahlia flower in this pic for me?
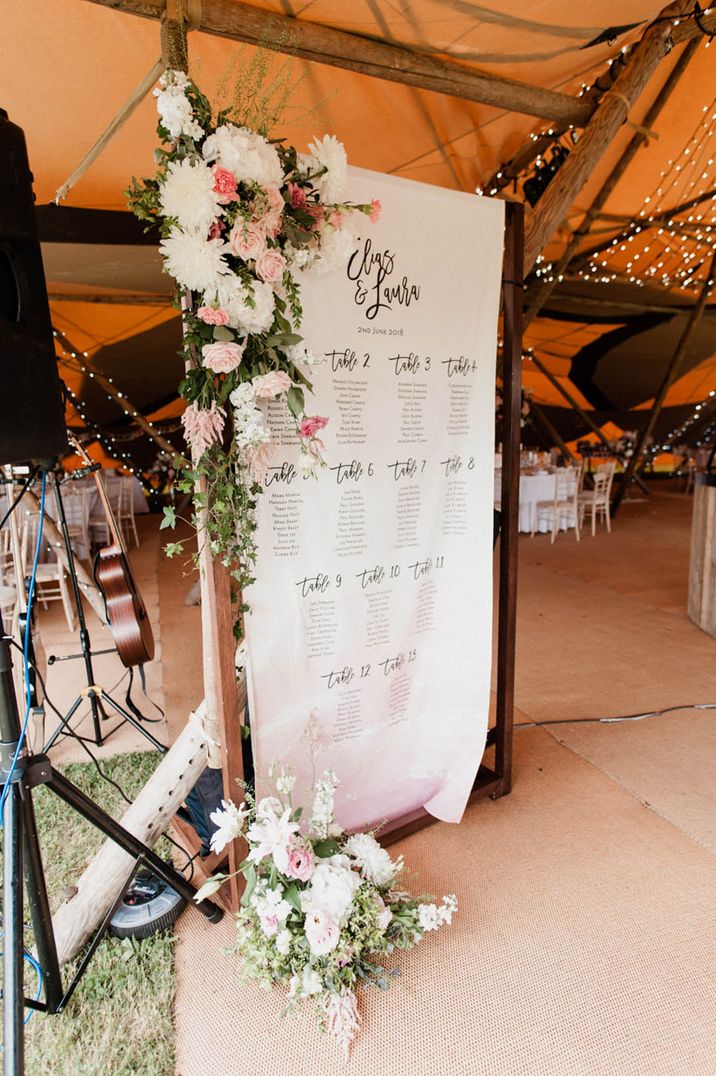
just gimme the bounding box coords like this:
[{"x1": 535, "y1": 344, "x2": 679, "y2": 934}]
[
  {"x1": 159, "y1": 228, "x2": 231, "y2": 293},
  {"x1": 308, "y1": 134, "x2": 348, "y2": 202},
  {"x1": 159, "y1": 158, "x2": 220, "y2": 235},
  {"x1": 202, "y1": 124, "x2": 283, "y2": 187}
]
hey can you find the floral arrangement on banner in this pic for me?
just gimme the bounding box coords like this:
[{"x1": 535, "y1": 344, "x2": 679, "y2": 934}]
[
  {"x1": 195, "y1": 769, "x2": 456, "y2": 1057},
  {"x1": 127, "y1": 68, "x2": 379, "y2": 595}
]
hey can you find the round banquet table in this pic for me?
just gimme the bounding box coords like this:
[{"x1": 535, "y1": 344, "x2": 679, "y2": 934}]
[{"x1": 494, "y1": 470, "x2": 577, "y2": 534}]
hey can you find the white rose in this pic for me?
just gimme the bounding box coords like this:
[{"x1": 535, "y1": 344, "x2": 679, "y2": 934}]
[
  {"x1": 304, "y1": 909, "x2": 340, "y2": 957},
  {"x1": 302, "y1": 855, "x2": 362, "y2": 922}
]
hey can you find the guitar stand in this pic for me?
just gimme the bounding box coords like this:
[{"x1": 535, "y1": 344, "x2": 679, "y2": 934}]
[
  {"x1": 0, "y1": 610, "x2": 222, "y2": 1076},
  {"x1": 42, "y1": 472, "x2": 166, "y2": 754}
]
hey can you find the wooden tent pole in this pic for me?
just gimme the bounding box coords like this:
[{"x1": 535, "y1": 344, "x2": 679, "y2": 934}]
[
  {"x1": 612, "y1": 250, "x2": 716, "y2": 514},
  {"x1": 523, "y1": 2, "x2": 703, "y2": 275},
  {"x1": 528, "y1": 353, "x2": 651, "y2": 495},
  {"x1": 524, "y1": 37, "x2": 699, "y2": 324}
]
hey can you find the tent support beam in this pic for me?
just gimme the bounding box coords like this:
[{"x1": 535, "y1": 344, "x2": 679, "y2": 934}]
[
  {"x1": 53, "y1": 328, "x2": 182, "y2": 461},
  {"x1": 528, "y1": 401, "x2": 575, "y2": 462},
  {"x1": 522, "y1": 4, "x2": 709, "y2": 275},
  {"x1": 81, "y1": 0, "x2": 599, "y2": 126},
  {"x1": 612, "y1": 250, "x2": 716, "y2": 514},
  {"x1": 528, "y1": 353, "x2": 651, "y2": 495}
]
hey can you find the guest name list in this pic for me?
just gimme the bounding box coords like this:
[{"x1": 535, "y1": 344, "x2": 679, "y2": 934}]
[{"x1": 246, "y1": 168, "x2": 504, "y2": 830}]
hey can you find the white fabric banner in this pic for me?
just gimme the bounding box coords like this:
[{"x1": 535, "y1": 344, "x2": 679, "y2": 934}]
[{"x1": 246, "y1": 168, "x2": 504, "y2": 830}]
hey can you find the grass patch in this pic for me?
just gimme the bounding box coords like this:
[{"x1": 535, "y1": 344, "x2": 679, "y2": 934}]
[{"x1": 5, "y1": 752, "x2": 177, "y2": 1076}]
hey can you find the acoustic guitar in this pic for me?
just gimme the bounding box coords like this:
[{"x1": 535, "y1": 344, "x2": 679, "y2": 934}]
[{"x1": 68, "y1": 435, "x2": 154, "y2": 668}]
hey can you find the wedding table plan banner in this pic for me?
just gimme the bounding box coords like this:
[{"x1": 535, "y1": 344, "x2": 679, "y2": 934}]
[{"x1": 246, "y1": 167, "x2": 505, "y2": 830}]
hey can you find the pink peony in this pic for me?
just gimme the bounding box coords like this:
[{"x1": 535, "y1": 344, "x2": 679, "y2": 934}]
[
  {"x1": 287, "y1": 182, "x2": 306, "y2": 209},
  {"x1": 299, "y1": 415, "x2": 329, "y2": 439},
  {"x1": 369, "y1": 198, "x2": 382, "y2": 224},
  {"x1": 229, "y1": 221, "x2": 265, "y2": 261},
  {"x1": 212, "y1": 165, "x2": 238, "y2": 204},
  {"x1": 197, "y1": 305, "x2": 230, "y2": 326},
  {"x1": 181, "y1": 401, "x2": 225, "y2": 458},
  {"x1": 253, "y1": 370, "x2": 292, "y2": 398},
  {"x1": 285, "y1": 844, "x2": 314, "y2": 882},
  {"x1": 202, "y1": 340, "x2": 245, "y2": 373},
  {"x1": 255, "y1": 249, "x2": 286, "y2": 284}
]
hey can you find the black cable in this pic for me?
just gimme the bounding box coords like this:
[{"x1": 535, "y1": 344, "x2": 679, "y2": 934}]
[
  {"x1": 8, "y1": 641, "x2": 198, "y2": 881},
  {"x1": 514, "y1": 702, "x2": 716, "y2": 729},
  {"x1": 0, "y1": 466, "x2": 38, "y2": 531}
]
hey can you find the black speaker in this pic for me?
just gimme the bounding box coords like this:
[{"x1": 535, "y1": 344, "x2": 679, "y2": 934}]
[{"x1": 0, "y1": 109, "x2": 67, "y2": 465}]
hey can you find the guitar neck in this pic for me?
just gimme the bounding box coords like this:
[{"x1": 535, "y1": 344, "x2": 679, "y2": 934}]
[{"x1": 67, "y1": 433, "x2": 125, "y2": 552}]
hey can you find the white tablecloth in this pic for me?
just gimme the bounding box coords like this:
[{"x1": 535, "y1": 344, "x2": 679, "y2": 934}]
[{"x1": 495, "y1": 470, "x2": 577, "y2": 534}]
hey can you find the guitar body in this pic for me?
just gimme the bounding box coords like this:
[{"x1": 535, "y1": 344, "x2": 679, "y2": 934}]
[{"x1": 95, "y1": 543, "x2": 154, "y2": 668}]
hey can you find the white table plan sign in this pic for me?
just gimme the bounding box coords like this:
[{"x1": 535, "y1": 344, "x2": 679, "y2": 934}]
[{"x1": 245, "y1": 167, "x2": 505, "y2": 831}]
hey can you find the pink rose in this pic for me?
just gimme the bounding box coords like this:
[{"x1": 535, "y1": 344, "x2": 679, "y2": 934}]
[
  {"x1": 229, "y1": 221, "x2": 265, "y2": 261},
  {"x1": 299, "y1": 415, "x2": 329, "y2": 439},
  {"x1": 197, "y1": 306, "x2": 229, "y2": 326},
  {"x1": 212, "y1": 165, "x2": 238, "y2": 204},
  {"x1": 369, "y1": 198, "x2": 382, "y2": 224},
  {"x1": 304, "y1": 909, "x2": 340, "y2": 956},
  {"x1": 255, "y1": 249, "x2": 286, "y2": 284},
  {"x1": 285, "y1": 844, "x2": 314, "y2": 882},
  {"x1": 202, "y1": 341, "x2": 245, "y2": 373},
  {"x1": 287, "y1": 182, "x2": 306, "y2": 209},
  {"x1": 253, "y1": 370, "x2": 292, "y2": 398},
  {"x1": 262, "y1": 184, "x2": 285, "y2": 233}
]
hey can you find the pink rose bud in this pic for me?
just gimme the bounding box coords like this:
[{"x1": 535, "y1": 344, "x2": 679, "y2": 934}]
[
  {"x1": 253, "y1": 371, "x2": 292, "y2": 398},
  {"x1": 201, "y1": 341, "x2": 245, "y2": 373},
  {"x1": 229, "y1": 221, "x2": 265, "y2": 261},
  {"x1": 299, "y1": 415, "x2": 329, "y2": 439},
  {"x1": 255, "y1": 249, "x2": 286, "y2": 284},
  {"x1": 212, "y1": 165, "x2": 238, "y2": 204},
  {"x1": 369, "y1": 198, "x2": 382, "y2": 224},
  {"x1": 197, "y1": 306, "x2": 230, "y2": 326}
]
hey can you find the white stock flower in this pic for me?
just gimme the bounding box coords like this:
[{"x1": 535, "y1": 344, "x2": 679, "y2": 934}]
[
  {"x1": 208, "y1": 799, "x2": 248, "y2": 855},
  {"x1": 275, "y1": 928, "x2": 292, "y2": 955},
  {"x1": 308, "y1": 134, "x2": 348, "y2": 202},
  {"x1": 343, "y1": 833, "x2": 396, "y2": 887},
  {"x1": 301, "y1": 855, "x2": 362, "y2": 922},
  {"x1": 418, "y1": 895, "x2": 457, "y2": 932},
  {"x1": 159, "y1": 158, "x2": 220, "y2": 235},
  {"x1": 154, "y1": 70, "x2": 204, "y2": 140},
  {"x1": 230, "y1": 381, "x2": 271, "y2": 452},
  {"x1": 202, "y1": 124, "x2": 283, "y2": 187},
  {"x1": 159, "y1": 229, "x2": 231, "y2": 293},
  {"x1": 309, "y1": 770, "x2": 338, "y2": 838},
  {"x1": 246, "y1": 806, "x2": 299, "y2": 873}
]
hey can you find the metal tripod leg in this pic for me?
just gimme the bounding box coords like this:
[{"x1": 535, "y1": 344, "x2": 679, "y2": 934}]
[
  {"x1": 20, "y1": 784, "x2": 63, "y2": 1013},
  {"x1": 3, "y1": 785, "x2": 25, "y2": 1076}
]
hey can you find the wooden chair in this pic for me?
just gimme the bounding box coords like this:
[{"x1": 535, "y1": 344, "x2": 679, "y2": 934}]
[
  {"x1": 531, "y1": 468, "x2": 580, "y2": 543},
  {"x1": 61, "y1": 489, "x2": 92, "y2": 562},
  {"x1": 578, "y1": 468, "x2": 613, "y2": 536},
  {"x1": 89, "y1": 476, "x2": 120, "y2": 549},
  {"x1": 20, "y1": 510, "x2": 75, "y2": 631},
  {"x1": 118, "y1": 476, "x2": 140, "y2": 548}
]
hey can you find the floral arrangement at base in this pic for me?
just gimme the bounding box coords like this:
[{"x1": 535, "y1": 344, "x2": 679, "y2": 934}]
[
  {"x1": 127, "y1": 68, "x2": 379, "y2": 596},
  {"x1": 195, "y1": 769, "x2": 457, "y2": 1057}
]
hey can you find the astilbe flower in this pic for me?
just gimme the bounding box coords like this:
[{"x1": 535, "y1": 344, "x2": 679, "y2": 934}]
[
  {"x1": 181, "y1": 400, "x2": 226, "y2": 458},
  {"x1": 323, "y1": 989, "x2": 360, "y2": 1059}
]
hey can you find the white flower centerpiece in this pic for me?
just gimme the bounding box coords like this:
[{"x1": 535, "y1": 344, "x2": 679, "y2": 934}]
[
  {"x1": 195, "y1": 769, "x2": 457, "y2": 1057},
  {"x1": 127, "y1": 69, "x2": 380, "y2": 592}
]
